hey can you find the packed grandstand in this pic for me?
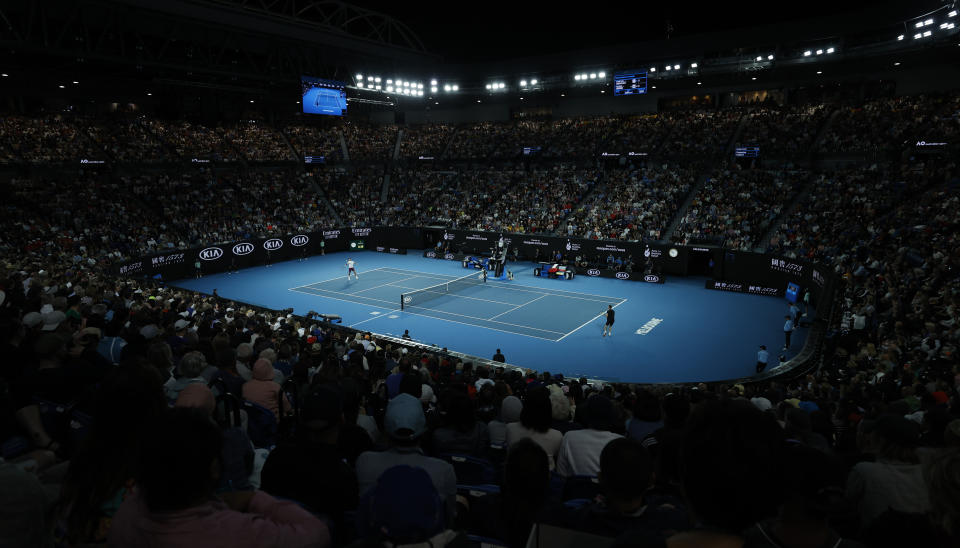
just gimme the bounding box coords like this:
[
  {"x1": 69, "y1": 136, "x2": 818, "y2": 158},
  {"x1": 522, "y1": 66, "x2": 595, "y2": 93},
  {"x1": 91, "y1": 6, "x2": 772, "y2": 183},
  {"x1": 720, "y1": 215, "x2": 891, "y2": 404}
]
[{"x1": 2, "y1": 1, "x2": 960, "y2": 548}]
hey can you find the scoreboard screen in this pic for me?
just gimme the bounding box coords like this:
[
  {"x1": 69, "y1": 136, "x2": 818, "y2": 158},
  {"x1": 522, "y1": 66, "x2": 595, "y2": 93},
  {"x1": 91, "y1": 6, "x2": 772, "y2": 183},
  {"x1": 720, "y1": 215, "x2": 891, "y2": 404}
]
[
  {"x1": 735, "y1": 146, "x2": 760, "y2": 158},
  {"x1": 613, "y1": 71, "x2": 648, "y2": 96},
  {"x1": 301, "y1": 76, "x2": 347, "y2": 116}
]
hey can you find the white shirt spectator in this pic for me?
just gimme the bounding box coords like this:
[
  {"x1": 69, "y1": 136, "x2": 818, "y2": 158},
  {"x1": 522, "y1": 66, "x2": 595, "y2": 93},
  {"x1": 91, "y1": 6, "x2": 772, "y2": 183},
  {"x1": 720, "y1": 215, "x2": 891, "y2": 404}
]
[{"x1": 555, "y1": 429, "x2": 622, "y2": 477}]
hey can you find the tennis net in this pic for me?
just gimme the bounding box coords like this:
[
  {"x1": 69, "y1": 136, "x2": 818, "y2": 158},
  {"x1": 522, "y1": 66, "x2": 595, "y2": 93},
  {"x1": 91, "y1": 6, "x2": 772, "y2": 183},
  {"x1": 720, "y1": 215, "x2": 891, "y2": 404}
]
[{"x1": 401, "y1": 271, "x2": 486, "y2": 310}]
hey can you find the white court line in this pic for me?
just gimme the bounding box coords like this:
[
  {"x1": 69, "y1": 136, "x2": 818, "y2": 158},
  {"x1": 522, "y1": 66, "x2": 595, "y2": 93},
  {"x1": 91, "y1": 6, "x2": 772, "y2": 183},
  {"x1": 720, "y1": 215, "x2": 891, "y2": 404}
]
[
  {"x1": 291, "y1": 285, "x2": 565, "y2": 335},
  {"x1": 351, "y1": 276, "x2": 419, "y2": 295},
  {"x1": 289, "y1": 285, "x2": 561, "y2": 341},
  {"x1": 378, "y1": 267, "x2": 616, "y2": 303},
  {"x1": 349, "y1": 314, "x2": 389, "y2": 328},
  {"x1": 387, "y1": 284, "x2": 520, "y2": 307},
  {"x1": 556, "y1": 299, "x2": 628, "y2": 342},
  {"x1": 487, "y1": 294, "x2": 548, "y2": 321},
  {"x1": 290, "y1": 267, "x2": 387, "y2": 291}
]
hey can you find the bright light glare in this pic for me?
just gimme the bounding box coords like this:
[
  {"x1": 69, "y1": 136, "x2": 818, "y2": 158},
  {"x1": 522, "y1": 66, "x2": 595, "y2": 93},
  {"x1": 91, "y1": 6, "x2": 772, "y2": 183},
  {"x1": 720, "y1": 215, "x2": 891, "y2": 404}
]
[
  {"x1": 443, "y1": 85, "x2": 451, "y2": 91},
  {"x1": 925, "y1": 18, "x2": 934, "y2": 26},
  {"x1": 803, "y1": 50, "x2": 812, "y2": 56},
  {"x1": 430, "y1": 79, "x2": 437, "y2": 85},
  {"x1": 498, "y1": 83, "x2": 505, "y2": 89},
  {"x1": 949, "y1": 10, "x2": 957, "y2": 17},
  {"x1": 768, "y1": 54, "x2": 774, "y2": 60},
  {"x1": 355, "y1": 74, "x2": 362, "y2": 80},
  {"x1": 673, "y1": 64, "x2": 680, "y2": 69},
  {"x1": 649, "y1": 67, "x2": 656, "y2": 72},
  {"x1": 916, "y1": 21, "x2": 924, "y2": 28},
  {"x1": 520, "y1": 80, "x2": 527, "y2": 86},
  {"x1": 530, "y1": 79, "x2": 537, "y2": 85},
  {"x1": 924, "y1": 30, "x2": 932, "y2": 36},
  {"x1": 816, "y1": 49, "x2": 823, "y2": 55},
  {"x1": 826, "y1": 47, "x2": 834, "y2": 53},
  {"x1": 898, "y1": 34, "x2": 904, "y2": 40},
  {"x1": 598, "y1": 71, "x2": 605, "y2": 78},
  {"x1": 375, "y1": 77, "x2": 381, "y2": 82},
  {"x1": 451, "y1": 85, "x2": 458, "y2": 91},
  {"x1": 575, "y1": 74, "x2": 581, "y2": 80},
  {"x1": 367, "y1": 76, "x2": 373, "y2": 81},
  {"x1": 756, "y1": 56, "x2": 762, "y2": 61},
  {"x1": 691, "y1": 63, "x2": 698, "y2": 68}
]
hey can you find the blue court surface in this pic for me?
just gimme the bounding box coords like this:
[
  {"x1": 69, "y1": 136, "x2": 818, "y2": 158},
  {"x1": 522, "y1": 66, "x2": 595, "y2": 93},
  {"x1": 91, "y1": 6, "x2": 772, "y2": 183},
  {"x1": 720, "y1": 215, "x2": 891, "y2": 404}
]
[{"x1": 172, "y1": 251, "x2": 812, "y2": 384}]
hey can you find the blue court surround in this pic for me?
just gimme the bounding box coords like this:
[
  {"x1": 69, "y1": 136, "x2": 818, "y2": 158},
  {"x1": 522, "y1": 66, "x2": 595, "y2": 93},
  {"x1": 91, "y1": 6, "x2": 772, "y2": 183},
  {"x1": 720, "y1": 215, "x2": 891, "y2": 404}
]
[{"x1": 171, "y1": 251, "x2": 811, "y2": 384}]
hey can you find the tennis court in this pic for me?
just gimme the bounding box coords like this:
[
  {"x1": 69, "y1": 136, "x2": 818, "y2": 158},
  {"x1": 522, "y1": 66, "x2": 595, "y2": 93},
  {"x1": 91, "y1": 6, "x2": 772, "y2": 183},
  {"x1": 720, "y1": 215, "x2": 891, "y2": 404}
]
[{"x1": 289, "y1": 267, "x2": 625, "y2": 341}]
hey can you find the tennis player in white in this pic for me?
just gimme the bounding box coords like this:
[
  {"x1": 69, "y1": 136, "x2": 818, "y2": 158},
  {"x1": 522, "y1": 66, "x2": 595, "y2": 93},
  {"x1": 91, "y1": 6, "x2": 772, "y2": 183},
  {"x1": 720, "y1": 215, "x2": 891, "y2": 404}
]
[{"x1": 346, "y1": 258, "x2": 359, "y2": 280}]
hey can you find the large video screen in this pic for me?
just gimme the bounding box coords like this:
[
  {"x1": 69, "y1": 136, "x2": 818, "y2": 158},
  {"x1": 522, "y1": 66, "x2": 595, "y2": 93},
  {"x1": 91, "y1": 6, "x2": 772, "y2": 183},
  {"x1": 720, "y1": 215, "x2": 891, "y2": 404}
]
[
  {"x1": 614, "y1": 71, "x2": 648, "y2": 96},
  {"x1": 301, "y1": 76, "x2": 347, "y2": 116}
]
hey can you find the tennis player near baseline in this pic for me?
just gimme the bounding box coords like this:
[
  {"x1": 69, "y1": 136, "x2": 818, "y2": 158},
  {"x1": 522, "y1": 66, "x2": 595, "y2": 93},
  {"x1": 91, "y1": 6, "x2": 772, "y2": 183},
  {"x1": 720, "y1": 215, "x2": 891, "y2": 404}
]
[
  {"x1": 346, "y1": 258, "x2": 359, "y2": 281},
  {"x1": 602, "y1": 305, "x2": 615, "y2": 337}
]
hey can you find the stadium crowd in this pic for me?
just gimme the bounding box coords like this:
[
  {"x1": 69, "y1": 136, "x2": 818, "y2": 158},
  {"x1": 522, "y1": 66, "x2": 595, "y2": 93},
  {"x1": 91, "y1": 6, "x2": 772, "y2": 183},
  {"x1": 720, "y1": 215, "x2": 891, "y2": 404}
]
[{"x1": 1, "y1": 91, "x2": 960, "y2": 547}]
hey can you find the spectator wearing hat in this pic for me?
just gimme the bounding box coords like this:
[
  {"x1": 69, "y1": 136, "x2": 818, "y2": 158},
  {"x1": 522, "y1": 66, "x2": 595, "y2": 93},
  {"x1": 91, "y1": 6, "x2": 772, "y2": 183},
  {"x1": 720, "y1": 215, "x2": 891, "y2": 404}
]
[
  {"x1": 108, "y1": 408, "x2": 330, "y2": 548},
  {"x1": 242, "y1": 358, "x2": 290, "y2": 422},
  {"x1": 556, "y1": 395, "x2": 624, "y2": 477},
  {"x1": 260, "y1": 384, "x2": 358, "y2": 543},
  {"x1": 846, "y1": 414, "x2": 930, "y2": 529},
  {"x1": 355, "y1": 393, "x2": 457, "y2": 524},
  {"x1": 488, "y1": 395, "x2": 522, "y2": 449}
]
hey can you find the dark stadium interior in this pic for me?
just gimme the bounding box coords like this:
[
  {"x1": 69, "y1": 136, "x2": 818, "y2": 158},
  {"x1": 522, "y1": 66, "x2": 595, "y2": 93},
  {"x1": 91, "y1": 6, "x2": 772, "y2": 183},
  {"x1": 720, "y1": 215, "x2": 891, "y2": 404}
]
[{"x1": 1, "y1": 0, "x2": 960, "y2": 547}]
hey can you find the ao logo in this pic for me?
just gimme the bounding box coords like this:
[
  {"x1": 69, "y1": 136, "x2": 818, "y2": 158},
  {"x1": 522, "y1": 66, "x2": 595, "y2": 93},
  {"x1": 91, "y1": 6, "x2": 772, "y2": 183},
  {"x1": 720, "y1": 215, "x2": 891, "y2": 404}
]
[
  {"x1": 615, "y1": 272, "x2": 631, "y2": 280},
  {"x1": 644, "y1": 275, "x2": 660, "y2": 283},
  {"x1": 587, "y1": 269, "x2": 601, "y2": 276},
  {"x1": 290, "y1": 235, "x2": 309, "y2": 247},
  {"x1": 426, "y1": 251, "x2": 437, "y2": 258},
  {"x1": 199, "y1": 247, "x2": 223, "y2": 261},
  {"x1": 403, "y1": 296, "x2": 412, "y2": 304},
  {"x1": 232, "y1": 243, "x2": 254, "y2": 256},
  {"x1": 263, "y1": 239, "x2": 283, "y2": 251}
]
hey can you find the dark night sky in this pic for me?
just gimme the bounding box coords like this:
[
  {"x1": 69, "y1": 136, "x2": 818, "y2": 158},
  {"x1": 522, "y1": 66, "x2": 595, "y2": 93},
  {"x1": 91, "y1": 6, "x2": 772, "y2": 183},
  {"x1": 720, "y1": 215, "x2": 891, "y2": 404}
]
[{"x1": 346, "y1": 1, "x2": 928, "y2": 61}]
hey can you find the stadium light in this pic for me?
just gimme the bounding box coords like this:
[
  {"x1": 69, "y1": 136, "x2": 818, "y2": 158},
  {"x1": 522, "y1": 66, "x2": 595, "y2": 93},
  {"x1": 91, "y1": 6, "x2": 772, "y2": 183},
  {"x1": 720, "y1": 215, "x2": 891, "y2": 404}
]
[
  {"x1": 367, "y1": 76, "x2": 373, "y2": 81},
  {"x1": 894, "y1": 62, "x2": 901, "y2": 66},
  {"x1": 752, "y1": 77, "x2": 757, "y2": 80},
  {"x1": 590, "y1": 73, "x2": 597, "y2": 79},
  {"x1": 574, "y1": 74, "x2": 581, "y2": 80},
  {"x1": 477, "y1": 99, "x2": 481, "y2": 103},
  {"x1": 649, "y1": 67, "x2": 656, "y2": 72},
  {"x1": 916, "y1": 21, "x2": 924, "y2": 28},
  {"x1": 803, "y1": 50, "x2": 812, "y2": 56},
  {"x1": 418, "y1": 83, "x2": 423, "y2": 89},
  {"x1": 816, "y1": 71, "x2": 822, "y2": 74},
  {"x1": 520, "y1": 80, "x2": 527, "y2": 86},
  {"x1": 499, "y1": 83, "x2": 505, "y2": 89},
  {"x1": 530, "y1": 79, "x2": 537, "y2": 85},
  {"x1": 430, "y1": 79, "x2": 437, "y2": 85},
  {"x1": 387, "y1": 86, "x2": 394, "y2": 92},
  {"x1": 816, "y1": 49, "x2": 823, "y2": 55},
  {"x1": 651, "y1": 85, "x2": 656, "y2": 89},
  {"x1": 417, "y1": 90, "x2": 424, "y2": 96},
  {"x1": 249, "y1": 100, "x2": 254, "y2": 103},
  {"x1": 826, "y1": 47, "x2": 834, "y2": 53},
  {"x1": 386, "y1": 79, "x2": 393, "y2": 84},
  {"x1": 768, "y1": 54, "x2": 774, "y2": 60},
  {"x1": 58, "y1": 85, "x2": 65, "y2": 88},
  {"x1": 146, "y1": 92, "x2": 152, "y2": 96},
  {"x1": 443, "y1": 84, "x2": 451, "y2": 91},
  {"x1": 949, "y1": 10, "x2": 957, "y2": 17},
  {"x1": 664, "y1": 65, "x2": 671, "y2": 71},
  {"x1": 1, "y1": 73, "x2": 7, "y2": 77},
  {"x1": 690, "y1": 63, "x2": 698, "y2": 68},
  {"x1": 356, "y1": 74, "x2": 362, "y2": 80},
  {"x1": 485, "y1": 84, "x2": 491, "y2": 89},
  {"x1": 598, "y1": 71, "x2": 605, "y2": 78},
  {"x1": 941, "y1": 22, "x2": 956, "y2": 29},
  {"x1": 431, "y1": 87, "x2": 438, "y2": 92},
  {"x1": 673, "y1": 64, "x2": 680, "y2": 70},
  {"x1": 914, "y1": 33, "x2": 923, "y2": 39},
  {"x1": 375, "y1": 77, "x2": 381, "y2": 83},
  {"x1": 451, "y1": 85, "x2": 458, "y2": 91},
  {"x1": 697, "y1": 82, "x2": 702, "y2": 85},
  {"x1": 376, "y1": 85, "x2": 381, "y2": 90},
  {"x1": 924, "y1": 30, "x2": 933, "y2": 37},
  {"x1": 756, "y1": 56, "x2": 762, "y2": 61},
  {"x1": 898, "y1": 34, "x2": 905, "y2": 40},
  {"x1": 601, "y1": 90, "x2": 605, "y2": 93},
  {"x1": 357, "y1": 82, "x2": 364, "y2": 88},
  {"x1": 925, "y1": 18, "x2": 934, "y2": 26}
]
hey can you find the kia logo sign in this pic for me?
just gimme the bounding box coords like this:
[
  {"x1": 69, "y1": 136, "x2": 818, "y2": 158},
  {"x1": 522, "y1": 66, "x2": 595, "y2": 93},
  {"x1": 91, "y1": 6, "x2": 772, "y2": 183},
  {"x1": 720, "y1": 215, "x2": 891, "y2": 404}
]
[
  {"x1": 426, "y1": 251, "x2": 437, "y2": 258},
  {"x1": 232, "y1": 243, "x2": 254, "y2": 256},
  {"x1": 290, "y1": 235, "x2": 309, "y2": 247},
  {"x1": 444, "y1": 253, "x2": 455, "y2": 260},
  {"x1": 644, "y1": 275, "x2": 660, "y2": 283},
  {"x1": 263, "y1": 239, "x2": 283, "y2": 251},
  {"x1": 199, "y1": 247, "x2": 223, "y2": 261},
  {"x1": 587, "y1": 269, "x2": 601, "y2": 277},
  {"x1": 615, "y1": 272, "x2": 631, "y2": 280}
]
